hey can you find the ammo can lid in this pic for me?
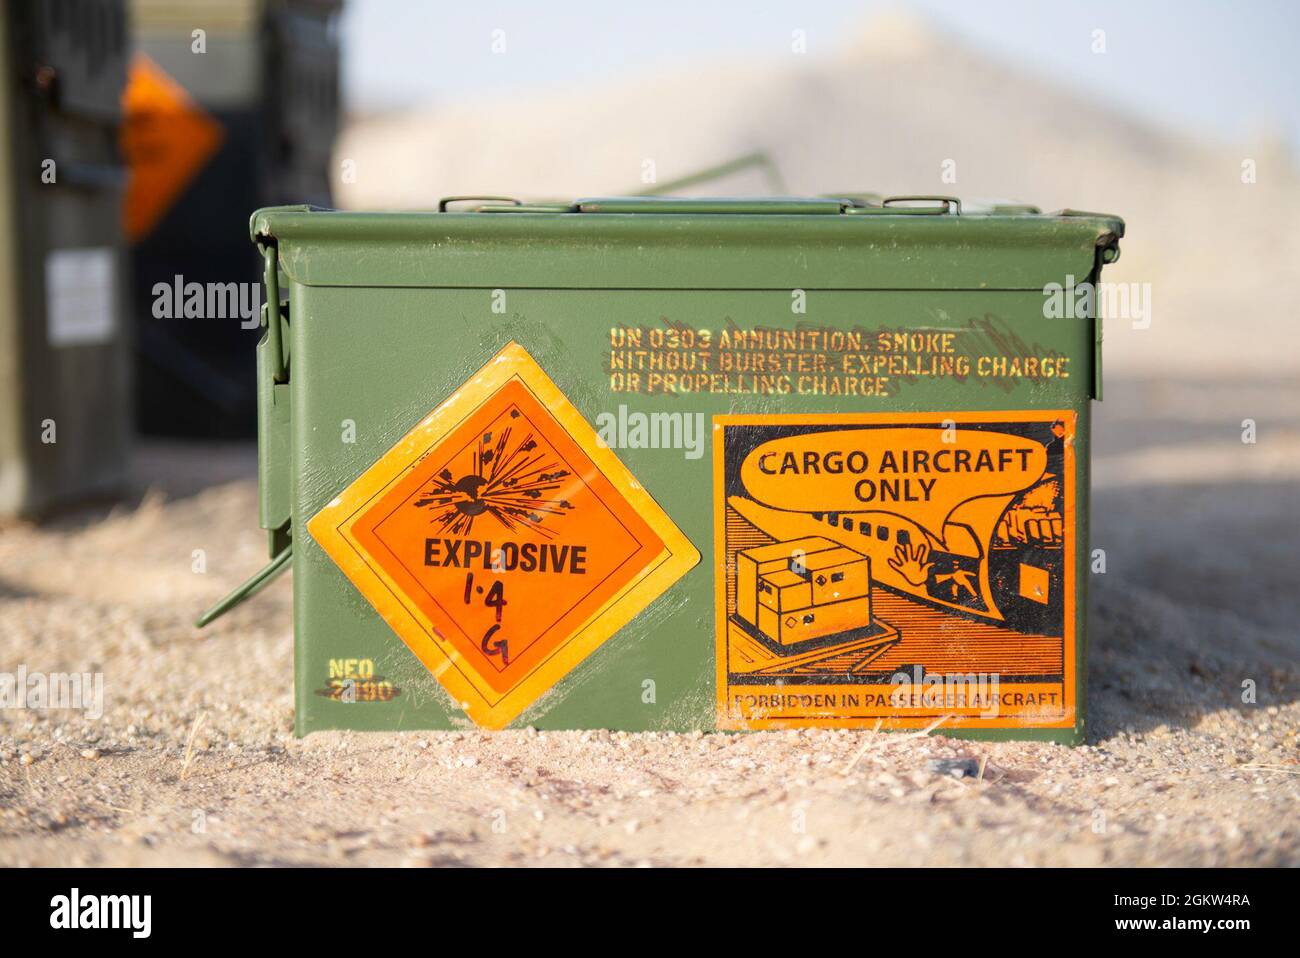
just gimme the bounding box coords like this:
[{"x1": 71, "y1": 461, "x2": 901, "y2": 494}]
[
  {"x1": 250, "y1": 196, "x2": 1123, "y2": 291},
  {"x1": 254, "y1": 194, "x2": 1123, "y2": 231},
  {"x1": 426, "y1": 193, "x2": 1121, "y2": 229}
]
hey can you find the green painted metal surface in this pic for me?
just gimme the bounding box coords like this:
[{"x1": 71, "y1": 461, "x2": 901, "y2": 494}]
[
  {"x1": 238, "y1": 198, "x2": 1123, "y2": 743},
  {"x1": 0, "y1": 2, "x2": 132, "y2": 517}
]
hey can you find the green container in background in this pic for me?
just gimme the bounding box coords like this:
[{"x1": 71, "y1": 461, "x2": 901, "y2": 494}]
[
  {"x1": 206, "y1": 195, "x2": 1124, "y2": 744},
  {"x1": 129, "y1": 0, "x2": 342, "y2": 438},
  {"x1": 0, "y1": 1, "x2": 132, "y2": 517}
]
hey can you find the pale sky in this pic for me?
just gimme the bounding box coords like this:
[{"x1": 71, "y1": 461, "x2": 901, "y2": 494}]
[{"x1": 340, "y1": 0, "x2": 1300, "y2": 150}]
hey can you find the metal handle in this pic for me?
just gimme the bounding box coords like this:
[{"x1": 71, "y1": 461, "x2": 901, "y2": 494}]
[
  {"x1": 881, "y1": 195, "x2": 962, "y2": 215},
  {"x1": 438, "y1": 195, "x2": 522, "y2": 212}
]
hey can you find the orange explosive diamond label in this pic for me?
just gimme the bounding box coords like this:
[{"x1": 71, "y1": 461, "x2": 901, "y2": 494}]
[
  {"x1": 307, "y1": 342, "x2": 699, "y2": 729},
  {"x1": 121, "y1": 54, "x2": 224, "y2": 243}
]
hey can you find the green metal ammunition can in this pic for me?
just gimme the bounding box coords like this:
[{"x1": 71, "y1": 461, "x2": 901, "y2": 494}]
[{"x1": 207, "y1": 195, "x2": 1124, "y2": 744}]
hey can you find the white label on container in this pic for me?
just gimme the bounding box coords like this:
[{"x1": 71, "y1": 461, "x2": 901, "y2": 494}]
[{"x1": 45, "y1": 247, "x2": 116, "y2": 347}]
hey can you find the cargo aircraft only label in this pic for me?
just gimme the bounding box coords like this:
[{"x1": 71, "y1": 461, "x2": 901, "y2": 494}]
[
  {"x1": 713, "y1": 411, "x2": 1077, "y2": 732},
  {"x1": 309, "y1": 342, "x2": 698, "y2": 729}
]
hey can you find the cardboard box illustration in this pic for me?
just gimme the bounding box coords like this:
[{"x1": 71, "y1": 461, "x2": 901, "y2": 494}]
[{"x1": 741, "y1": 539, "x2": 873, "y2": 647}]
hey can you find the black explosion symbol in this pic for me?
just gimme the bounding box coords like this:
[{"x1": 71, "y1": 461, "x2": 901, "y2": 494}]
[{"x1": 413, "y1": 407, "x2": 575, "y2": 537}]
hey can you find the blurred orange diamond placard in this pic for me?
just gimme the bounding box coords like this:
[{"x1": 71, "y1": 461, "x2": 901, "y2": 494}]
[
  {"x1": 308, "y1": 342, "x2": 699, "y2": 729},
  {"x1": 121, "y1": 54, "x2": 224, "y2": 243}
]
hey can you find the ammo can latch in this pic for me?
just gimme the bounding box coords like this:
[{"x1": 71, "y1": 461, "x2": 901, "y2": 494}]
[{"x1": 196, "y1": 239, "x2": 292, "y2": 627}]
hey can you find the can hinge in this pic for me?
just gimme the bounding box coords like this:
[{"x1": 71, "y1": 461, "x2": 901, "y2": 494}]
[
  {"x1": 257, "y1": 236, "x2": 292, "y2": 542},
  {"x1": 195, "y1": 240, "x2": 294, "y2": 629},
  {"x1": 1089, "y1": 233, "x2": 1122, "y2": 402},
  {"x1": 261, "y1": 241, "x2": 288, "y2": 384}
]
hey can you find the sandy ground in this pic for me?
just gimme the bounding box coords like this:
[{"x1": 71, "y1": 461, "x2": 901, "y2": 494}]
[{"x1": 0, "y1": 377, "x2": 1296, "y2": 867}]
